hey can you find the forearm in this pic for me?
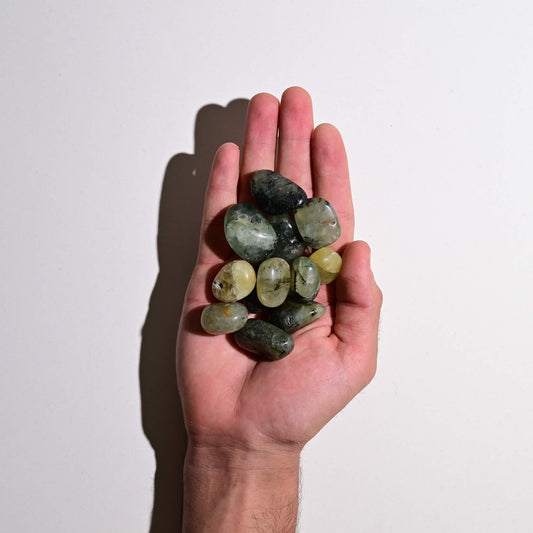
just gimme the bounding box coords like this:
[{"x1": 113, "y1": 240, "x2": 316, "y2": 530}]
[{"x1": 182, "y1": 445, "x2": 300, "y2": 533}]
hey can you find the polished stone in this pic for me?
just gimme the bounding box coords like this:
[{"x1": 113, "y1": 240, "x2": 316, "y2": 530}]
[
  {"x1": 256, "y1": 257, "x2": 291, "y2": 308},
  {"x1": 212, "y1": 260, "x2": 256, "y2": 302},
  {"x1": 224, "y1": 203, "x2": 277, "y2": 263},
  {"x1": 294, "y1": 198, "x2": 341, "y2": 248},
  {"x1": 268, "y1": 213, "x2": 306, "y2": 263},
  {"x1": 309, "y1": 247, "x2": 342, "y2": 284},
  {"x1": 234, "y1": 318, "x2": 294, "y2": 360},
  {"x1": 269, "y1": 300, "x2": 326, "y2": 333},
  {"x1": 251, "y1": 170, "x2": 307, "y2": 214},
  {"x1": 200, "y1": 302, "x2": 248, "y2": 335},
  {"x1": 290, "y1": 256, "x2": 320, "y2": 301}
]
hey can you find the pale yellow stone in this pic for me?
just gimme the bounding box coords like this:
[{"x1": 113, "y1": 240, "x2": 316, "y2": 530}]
[
  {"x1": 212, "y1": 260, "x2": 256, "y2": 302},
  {"x1": 309, "y1": 247, "x2": 342, "y2": 284},
  {"x1": 256, "y1": 257, "x2": 291, "y2": 307}
]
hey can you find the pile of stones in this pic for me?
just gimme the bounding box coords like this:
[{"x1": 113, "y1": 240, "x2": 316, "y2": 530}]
[{"x1": 200, "y1": 170, "x2": 343, "y2": 361}]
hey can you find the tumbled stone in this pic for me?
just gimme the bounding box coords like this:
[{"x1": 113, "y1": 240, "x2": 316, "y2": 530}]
[
  {"x1": 309, "y1": 247, "x2": 342, "y2": 284},
  {"x1": 200, "y1": 302, "x2": 248, "y2": 335},
  {"x1": 212, "y1": 260, "x2": 256, "y2": 302},
  {"x1": 234, "y1": 318, "x2": 294, "y2": 360},
  {"x1": 268, "y1": 213, "x2": 306, "y2": 263},
  {"x1": 224, "y1": 203, "x2": 277, "y2": 263},
  {"x1": 290, "y1": 256, "x2": 320, "y2": 302},
  {"x1": 294, "y1": 198, "x2": 341, "y2": 248},
  {"x1": 251, "y1": 170, "x2": 307, "y2": 214},
  {"x1": 256, "y1": 257, "x2": 291, "y2": 308},
  {"x1": 269, "y1": 300, "x2": 326, "y2": 333}
]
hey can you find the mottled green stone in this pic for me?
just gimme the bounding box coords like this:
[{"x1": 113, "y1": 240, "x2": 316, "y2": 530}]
[
  {"x1": 309, "y1": 247, "x2": 342, "y2": 284},
  {"x1": 251, "y1": 170, "x2": 307, "y2": 214},
  {"x1": 256, "y1": 257, "x2": 291, "y2": 308},
  {"x1": 212, "y1": 260, "x2": 256, "y2": 302},
  {"x1": 294, "y1": 198, "x2": 341, "y2": 248},
  {"x1": 234, "y1": 318, "x2": 294, "y2": 360},
  {"x1": 224, "y1": 203, "x2": 277, "y2": 263},
  {"x1": 200, "y1": 302, "x2": 248, "y2": 335},
  {"x1": 290, "y1": 256, "x2": 320, "y2": 302},
  {"x1": 269, "y1": 300, "x2": 326, "y2": 333},
  {"x1": 268, "y1": 213, "x2": 306, "y2": 263}
]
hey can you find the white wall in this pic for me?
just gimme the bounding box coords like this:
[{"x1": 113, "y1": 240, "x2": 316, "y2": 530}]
[{"x1": 2, "y1": 1, "x2": 532, "y2": 531}]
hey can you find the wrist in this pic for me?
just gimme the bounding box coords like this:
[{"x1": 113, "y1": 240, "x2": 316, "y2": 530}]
[{"x1": 183, "y1": 445, "x2": 301, "y2": 532}]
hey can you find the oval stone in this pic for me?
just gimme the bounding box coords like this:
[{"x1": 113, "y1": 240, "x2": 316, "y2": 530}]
[
  {"x1": 251, "y1": 170, "x2": 307, "y2": 214},
  {"x1": 294, "y1": 198, "x2": 341, "y2": 248},
  {"x1": 309, "y1": 247, "x2": 343, "y2": 284},
  {"x1": 212, "y1": 260, "x2": 256, "y2": 302},
  {"x1": 268, "y1": 213, "x2": 306, "y2": 263},
  {"x1": 224, "y1": 203, "x2": 277, "y2": 263},
  {"x1": 269, "y1": 300, "x2": 326, "y2": 333},
  {"x1": 256, "y1": 257, "x2": 291, "y2": 308},
  {"x1": 200, "y1": 302, "x2": 248, "y2": 335},
  {"x1": 290, "y1": 256, "x2": 320, "y2": 301},
  {"x1": 234, "y1": 319, "x2": 294, "y2": 360}
]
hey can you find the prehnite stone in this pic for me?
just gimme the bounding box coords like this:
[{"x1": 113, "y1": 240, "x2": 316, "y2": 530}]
[
  {"x1": 290, "y1": 256, "x2": 320, "y2": 302},
  {"x1": 200, "y1": 302, "x2": 248, "y2": 335},
  {"x1": 269, "y1": 300, "x2": 326, "y2": 333},
  {"x1": 309, "y1": 247, "x2": 342, "y2": 284},
  {"x1": 234, "y1": 318, "x2": 294, "y2": 360},
  {"x1": 212, "y1": 260, "x2": 256, "y2": 302},
  {"x1": 268, "y1": 213, "x2": 306, "y2": 263},
  {"x1": 224, "y1": 203, "x2": 277, "y2": 263},
  {"x1": 294, "y1": 198, "x2": 341, "y2": 248},
  {"x1": 256, "y1": 257, "x2": 291, "y2": 308},
  {"x1": 243, "y1": 290, "x2": 268, "y2": 314},
  {"x1": 251, "y1": 170, "x2": 307, "y2": 214}
]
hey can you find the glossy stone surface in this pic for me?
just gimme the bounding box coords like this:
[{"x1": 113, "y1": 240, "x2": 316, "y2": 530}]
[
  {"x1": 251, "y1": 170, "x2": 307, "y2": 214},
  {"x1": 200, "y1": 302, "x2": 248, "y2": 335},
  {"x1": 290, "y1": 256, "x2": 320, "y2": 301},
  {"x1": 212, "y1": 260, "x2": 256, "y2": 302},
  {"x1": 294, "y1": 198, "x2": 341, "y2": 248},
  {"x1": 268, "y1": 213, "x2": 306, "y2": 263},
  {"x1": 269, "y1": 300, "x2": 326, "y2": 333},
  {"x1": 256, "y1": 257, "x2": 291, "y2": 308},
  {"x1": 234, "y1": 319, "x2": 294, "y2": 360},
  {"x1": 224, "y1": 203, "x2": 277, "y2": 263},
  {"x1": 309, "y1": 247, "x2": 342, "y2": 284}
]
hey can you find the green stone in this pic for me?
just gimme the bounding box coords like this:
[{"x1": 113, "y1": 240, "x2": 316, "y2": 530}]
[
  {"x1": 309, "y1": 247, "x2": 342, "y2": 284},
  {"x1": 269, "y1": 300, "x2": 326, "y2": 333},
  {"x1": 290, "y1": 256, "x2": 320, "y2": 302},
  {"x1": 294, "y1": 198, "x2": 341, "y2": 248},
  {"x1": 224, "y1": 203, "x2": 277, "y2": 263},
  {"x1": 200, "y1": 302, "x2": 248, "y2": 335},
  {"x1": 212, "y1": 260, "x2": 256, "y2": 302},
  {"x1": 234, "y1": 319, "x2": 294, "y2": 360},
  {"x1": 251, "y1": 170, "x2": 307, "y2": 214},
  {"x1": 256, "y1": 257, "x2": 291, "y2": 308},
  {"x1": 268, "y1": 213, "x2": 306, "y2": 263}
]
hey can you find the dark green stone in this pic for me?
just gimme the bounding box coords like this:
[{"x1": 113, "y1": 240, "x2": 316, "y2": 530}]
[
  {"x1": 268, "y1": 213, "x2": 306, "y2": 262},
  {"x1": 290, "y1": 256, "x2": 320, "y2": 302},
  {"x1": 234, "y1": 319, "x2": 294, "y2": 360},
  {"x1": 224, "y1": 203, "x2": 277, "y2": 263},
  {"x1": 269, "y1": 300, "x2": 326, "y2": 333},
  {"x1": 294, "y1": 198, "x2": 341, "y2": 248},
  {"x1": 251, "y1": 170, "x2": 307, "y2": 214}
]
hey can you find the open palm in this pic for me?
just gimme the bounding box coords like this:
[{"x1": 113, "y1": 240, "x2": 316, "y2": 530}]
[{"x1": 177, "y1": 87, "x2": 382, "y2": 454}]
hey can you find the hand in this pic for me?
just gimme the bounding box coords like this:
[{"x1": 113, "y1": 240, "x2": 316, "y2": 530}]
[{"x1": 176, "y1": 87, "x2": 382, "y2": 532}]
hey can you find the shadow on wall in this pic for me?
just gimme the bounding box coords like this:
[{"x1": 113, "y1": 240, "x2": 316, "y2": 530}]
[{"x1": 139, "y1": 98, "x2": 249, "y2": 532}]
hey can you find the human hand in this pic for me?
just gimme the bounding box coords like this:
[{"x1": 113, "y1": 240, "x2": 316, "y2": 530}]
[{"x1": 176, "y1": 87, "x2": 382, "y2": 531}]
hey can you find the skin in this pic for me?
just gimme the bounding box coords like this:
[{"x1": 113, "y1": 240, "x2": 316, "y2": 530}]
[{"x1": 176, "y1": 87, "x2": 383, "y2": 532}]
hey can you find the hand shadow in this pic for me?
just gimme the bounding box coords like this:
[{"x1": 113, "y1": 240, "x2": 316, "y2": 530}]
[{"x1": 139, "y1": 98, "x2": 249, "y2": 532}]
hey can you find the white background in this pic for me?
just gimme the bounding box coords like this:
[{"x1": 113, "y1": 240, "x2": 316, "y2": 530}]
[{"x1": 2, "y1": 1, "x2": 532, "y2": 532}]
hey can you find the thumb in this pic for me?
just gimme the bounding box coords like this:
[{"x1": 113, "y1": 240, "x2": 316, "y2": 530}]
[{"x1": 333, "y1": 241, "x2": 383, "y2": 373}]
